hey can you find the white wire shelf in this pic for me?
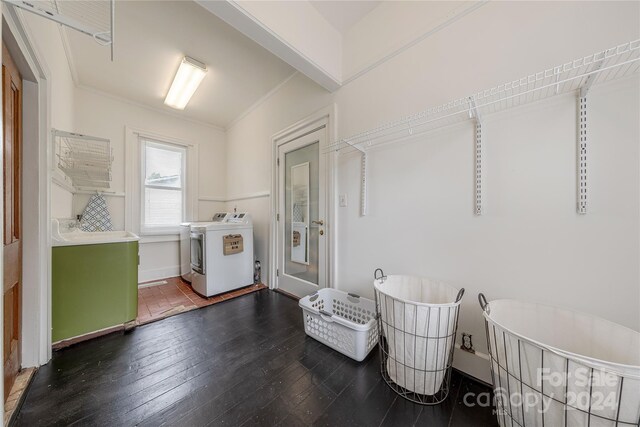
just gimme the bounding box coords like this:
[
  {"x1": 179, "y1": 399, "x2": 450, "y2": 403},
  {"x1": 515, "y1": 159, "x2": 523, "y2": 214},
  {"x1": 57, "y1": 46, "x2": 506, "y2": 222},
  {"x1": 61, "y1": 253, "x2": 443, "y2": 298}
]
[
  {"x1": 54, "y1": 130, "x2": 113, "y2": 190},
  {"x1": 6, "y1": 0, "x2": 115, "y2": 60},
  {"x1": 326, "y1": 39, "x2": 640, "y2": 154}
]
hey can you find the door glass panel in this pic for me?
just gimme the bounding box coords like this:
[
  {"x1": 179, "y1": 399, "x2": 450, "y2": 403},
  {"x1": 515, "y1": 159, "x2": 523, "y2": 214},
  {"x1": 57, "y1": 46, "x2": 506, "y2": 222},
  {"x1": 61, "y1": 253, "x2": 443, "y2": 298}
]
[
  {"x1": 285, "y1": 142, "x2": 319, "y2": 284},
  {"x1": 290, "y1": 162, "x2": 309, "y2": 265}
]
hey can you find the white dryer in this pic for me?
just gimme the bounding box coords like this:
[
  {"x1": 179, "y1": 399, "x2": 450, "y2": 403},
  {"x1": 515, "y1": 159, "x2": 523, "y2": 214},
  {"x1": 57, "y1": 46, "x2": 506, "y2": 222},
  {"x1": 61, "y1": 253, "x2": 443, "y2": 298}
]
[
  {"x1": 190, "y1": 213, "x2": 254, "y2": 297},
  {"x1": 180, "y1": 213, "x2": 229, "y2": 283}
]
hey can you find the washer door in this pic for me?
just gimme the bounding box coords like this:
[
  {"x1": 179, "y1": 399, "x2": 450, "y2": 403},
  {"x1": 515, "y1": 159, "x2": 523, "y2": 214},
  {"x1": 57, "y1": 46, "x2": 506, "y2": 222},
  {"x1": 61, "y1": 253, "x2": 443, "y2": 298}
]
[{"x1": 190, "y1": 231, "x2": 205, "y2": 275}]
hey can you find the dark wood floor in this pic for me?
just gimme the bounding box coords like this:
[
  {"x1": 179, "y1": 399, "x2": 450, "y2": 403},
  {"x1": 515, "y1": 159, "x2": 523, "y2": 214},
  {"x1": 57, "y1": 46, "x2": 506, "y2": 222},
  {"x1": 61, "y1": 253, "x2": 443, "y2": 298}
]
[{"x1": 14, "y1": 290, "x2": 498, "y2": 426}]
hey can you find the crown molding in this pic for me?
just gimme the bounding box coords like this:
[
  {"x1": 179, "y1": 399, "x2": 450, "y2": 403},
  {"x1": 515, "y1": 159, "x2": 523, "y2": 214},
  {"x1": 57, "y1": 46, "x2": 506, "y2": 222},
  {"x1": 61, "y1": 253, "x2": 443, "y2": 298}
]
[{"x1": 75, "y1": 83, "x2": 226, "y2": 132}]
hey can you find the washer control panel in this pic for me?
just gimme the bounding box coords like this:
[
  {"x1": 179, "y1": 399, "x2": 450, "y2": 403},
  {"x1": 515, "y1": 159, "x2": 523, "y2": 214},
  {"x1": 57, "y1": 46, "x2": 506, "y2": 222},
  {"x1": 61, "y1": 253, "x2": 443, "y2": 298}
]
[
  {"x1": 212, "y1": 212, "x2": 228, "y2": 222},
  {"x1": 226, "y1": 213, "x2": 248, "y2": 224}
]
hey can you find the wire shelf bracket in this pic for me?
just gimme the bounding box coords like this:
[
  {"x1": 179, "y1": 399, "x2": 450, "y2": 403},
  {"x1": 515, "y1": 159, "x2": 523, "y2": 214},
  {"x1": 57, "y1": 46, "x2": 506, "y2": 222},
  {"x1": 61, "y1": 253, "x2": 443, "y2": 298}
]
[
  {"x1": 5, "y1": 0, "x2": 115, "y2": 61},
  {"x1": 323, "y1": 39, "x2": 640, "y2": 217}
]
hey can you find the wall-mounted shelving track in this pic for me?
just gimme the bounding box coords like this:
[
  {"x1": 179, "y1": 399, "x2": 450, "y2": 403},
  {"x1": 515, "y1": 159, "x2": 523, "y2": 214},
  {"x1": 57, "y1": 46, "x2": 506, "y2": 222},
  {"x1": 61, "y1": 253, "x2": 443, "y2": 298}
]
[
  {"x1": 5, "y1": 0, "x2": 115, "y2": 60},
  {"x1": 54, "y1": 130, "x2": 113, "y2": 190},
  {"x1": 325, "y1": 39, "x2": 640, "y2": 216}
]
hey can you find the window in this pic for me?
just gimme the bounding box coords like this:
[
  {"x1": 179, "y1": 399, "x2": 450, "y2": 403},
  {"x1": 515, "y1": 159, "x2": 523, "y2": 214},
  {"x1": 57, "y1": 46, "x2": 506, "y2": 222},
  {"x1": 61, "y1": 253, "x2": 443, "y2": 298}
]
[
  {"x1": 125, "y1": 128, "x2": 197, "y2": 239},
  {"x1": 141, "y1": 139, "x2": 186, "y2": 232}
]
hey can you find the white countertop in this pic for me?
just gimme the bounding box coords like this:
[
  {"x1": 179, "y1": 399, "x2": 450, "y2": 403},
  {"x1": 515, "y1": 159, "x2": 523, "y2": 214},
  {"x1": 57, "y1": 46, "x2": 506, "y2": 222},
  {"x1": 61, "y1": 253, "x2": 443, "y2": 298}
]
[{"x1": 52, "y1": 219, "x2": 139, "y2": 247}]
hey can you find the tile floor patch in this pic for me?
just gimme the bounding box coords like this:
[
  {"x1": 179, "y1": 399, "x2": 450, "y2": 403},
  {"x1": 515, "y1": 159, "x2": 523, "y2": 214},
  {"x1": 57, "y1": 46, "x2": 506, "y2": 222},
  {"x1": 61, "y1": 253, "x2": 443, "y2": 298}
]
[{"x1": 136, "y1": 277, "x2": 267, "y2": 326}]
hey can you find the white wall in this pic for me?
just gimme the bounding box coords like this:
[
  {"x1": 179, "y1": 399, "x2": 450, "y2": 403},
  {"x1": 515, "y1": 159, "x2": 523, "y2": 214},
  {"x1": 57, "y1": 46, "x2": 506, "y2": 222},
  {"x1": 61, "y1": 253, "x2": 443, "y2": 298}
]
[
  {"x1": 51, "y1": 182, "x2": 73, "y2": 218},
  {"x1": 224, "y1": 1, "x2": 640, "y2": 382},
  {"x1": 225, "y1": 74, "x2": 332, "y2": 283},
  {"x1": 72, "y1": 86, "x2": 227, "y2": 282},
  {"x1": 21, "y1": 13, "x2": 76, "y2": 214},
  {"x1": 342, "y1": 1, "x2": 481, "y2": 81},
  {"x1": 21, "y1": 14, "x2": 74, "y2": 130}
]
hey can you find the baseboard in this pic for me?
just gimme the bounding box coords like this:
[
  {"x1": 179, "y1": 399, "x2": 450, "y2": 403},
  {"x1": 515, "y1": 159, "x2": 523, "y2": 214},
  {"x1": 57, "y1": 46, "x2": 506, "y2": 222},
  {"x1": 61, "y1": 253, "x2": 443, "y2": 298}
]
[
  {"x1": 138, "y1": 279, "x2": 169, "y2": 288},
  {"x1": 452, "y1": 344, "x2": 492, "y2": 384},
  {"x1": 273, "y1": 288, "x2": 300, "y2": 301},
  {"x1": 138, "y1": 266, "x2": 180, "y2": 283},
  {"x1": 52, "y1": 324, "x2": 125, "y2": 350},
  {"x1": 452, "y1": 367, "x2": 493, "y2": 389}
]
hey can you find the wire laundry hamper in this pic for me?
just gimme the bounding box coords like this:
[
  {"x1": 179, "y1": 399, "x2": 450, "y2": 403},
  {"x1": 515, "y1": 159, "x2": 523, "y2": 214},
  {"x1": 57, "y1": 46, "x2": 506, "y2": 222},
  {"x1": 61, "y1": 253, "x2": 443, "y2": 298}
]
[
  {"x1": 478, "y1": 294, "x2": 640, "y2": 427},
  {"x1": 374, "y1": 269, "x2": 465, "y2": 405}
]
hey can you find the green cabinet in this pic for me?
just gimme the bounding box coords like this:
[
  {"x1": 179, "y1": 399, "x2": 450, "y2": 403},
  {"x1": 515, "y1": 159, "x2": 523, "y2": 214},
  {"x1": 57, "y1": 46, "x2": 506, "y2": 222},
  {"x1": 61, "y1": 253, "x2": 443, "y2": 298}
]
[{"x1": 52, "y1": 241, "x2": 138, "y2": 342}]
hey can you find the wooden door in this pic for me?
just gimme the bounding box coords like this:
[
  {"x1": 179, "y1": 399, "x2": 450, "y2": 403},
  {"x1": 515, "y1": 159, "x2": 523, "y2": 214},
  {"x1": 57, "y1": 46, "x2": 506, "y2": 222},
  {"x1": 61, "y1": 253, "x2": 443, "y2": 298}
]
[{"x1": 2, "y1": 42, "x2": 22, "y2": 401}]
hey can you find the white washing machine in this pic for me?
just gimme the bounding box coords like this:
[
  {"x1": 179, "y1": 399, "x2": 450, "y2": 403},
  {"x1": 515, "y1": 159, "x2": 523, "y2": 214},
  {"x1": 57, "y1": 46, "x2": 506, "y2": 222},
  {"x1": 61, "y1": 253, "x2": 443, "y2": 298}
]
[
  {"x1": 190, "y1": 213, "x2": 254, "y2": 297},
  {"x1": 179, "y1": 212, "x2": 229, "y2": 283}
]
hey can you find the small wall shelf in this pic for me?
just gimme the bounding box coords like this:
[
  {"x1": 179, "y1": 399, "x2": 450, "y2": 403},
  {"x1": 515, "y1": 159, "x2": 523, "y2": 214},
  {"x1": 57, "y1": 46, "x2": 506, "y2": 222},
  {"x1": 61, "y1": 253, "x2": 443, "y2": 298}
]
[
  {"x1": 325, "y1": 40, "x2": 640, "y2": 216},
  {"x1": 54, "y1": 130, "x2": 113, "y2": 190}
]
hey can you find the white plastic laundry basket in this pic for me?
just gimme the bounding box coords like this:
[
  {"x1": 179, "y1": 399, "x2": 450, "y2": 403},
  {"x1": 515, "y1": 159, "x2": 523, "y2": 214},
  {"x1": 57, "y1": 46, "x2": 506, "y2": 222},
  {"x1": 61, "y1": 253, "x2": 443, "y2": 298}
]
[
  {"x1": 479, "y1": 294, "x2": 640, "y2": 427},
  {"x1": 373, "y1": 269, "x2": 464, "y2": 405},
  {"x1": 299, "y1": 288, "x2": 378, "y2": 362}
]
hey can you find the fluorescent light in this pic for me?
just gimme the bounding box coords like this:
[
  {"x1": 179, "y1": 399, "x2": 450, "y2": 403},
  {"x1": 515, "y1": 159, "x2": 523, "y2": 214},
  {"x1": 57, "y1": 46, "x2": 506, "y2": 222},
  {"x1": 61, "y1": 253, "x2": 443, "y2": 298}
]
[{"x1": 164, "y1": 57, "x2": 207, "y2": 110}]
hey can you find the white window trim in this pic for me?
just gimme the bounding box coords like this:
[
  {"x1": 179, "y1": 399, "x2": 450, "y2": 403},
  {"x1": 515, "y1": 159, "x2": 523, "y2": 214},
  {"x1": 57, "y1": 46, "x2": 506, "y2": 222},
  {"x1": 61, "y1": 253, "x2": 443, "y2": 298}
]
[{"x1": 125, "y1": 127, "x2": 198, "y2": 241}]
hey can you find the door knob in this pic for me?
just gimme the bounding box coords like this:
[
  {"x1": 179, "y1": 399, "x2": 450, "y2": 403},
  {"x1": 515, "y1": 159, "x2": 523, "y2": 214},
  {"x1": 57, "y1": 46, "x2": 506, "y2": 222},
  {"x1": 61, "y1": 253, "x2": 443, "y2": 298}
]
[{"x1": 312, "y1": 220, "x2": 324, "y2": 226}]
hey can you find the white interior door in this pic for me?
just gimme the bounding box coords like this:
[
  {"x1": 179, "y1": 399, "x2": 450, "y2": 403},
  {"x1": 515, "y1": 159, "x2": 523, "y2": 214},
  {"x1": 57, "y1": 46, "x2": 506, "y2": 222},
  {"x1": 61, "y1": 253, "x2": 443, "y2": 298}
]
[{"x1": 277, "y1": 127, "x2": 327, "y2": 297}]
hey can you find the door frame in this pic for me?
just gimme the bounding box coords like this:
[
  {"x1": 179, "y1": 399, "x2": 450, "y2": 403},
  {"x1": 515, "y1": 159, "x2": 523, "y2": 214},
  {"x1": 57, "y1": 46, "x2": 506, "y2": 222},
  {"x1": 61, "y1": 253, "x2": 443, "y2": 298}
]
[
  {"x1": 2, "y1": 3, "x2": 53, "y2": 383},
  {"x1": 276, "y1": 129, "x2": 325, "y2": 296},
  {"x1": 269, "y1": 104, "x2": 337, "y2": 292}
]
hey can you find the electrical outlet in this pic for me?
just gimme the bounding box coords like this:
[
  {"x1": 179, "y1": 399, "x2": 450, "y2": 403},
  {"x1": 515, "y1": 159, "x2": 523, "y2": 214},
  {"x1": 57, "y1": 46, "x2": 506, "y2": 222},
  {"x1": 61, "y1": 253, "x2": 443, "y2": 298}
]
[
  {"x1": 339, "y1": 194, "x2": 348, "y2": 207},
  {"x1": 460, "y1": 333, "x2": 475, "y2": 354}
]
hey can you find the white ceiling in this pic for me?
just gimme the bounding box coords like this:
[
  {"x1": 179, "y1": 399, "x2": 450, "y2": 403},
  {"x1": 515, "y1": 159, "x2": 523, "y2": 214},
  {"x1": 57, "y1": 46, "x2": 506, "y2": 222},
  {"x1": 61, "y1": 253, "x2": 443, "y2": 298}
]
[
  {"x1": 64, "y1": 0, "x2": 295, "y2": 128},
  {"x1": 309, "y1": 1, "x2": 381, "y2": 35}
]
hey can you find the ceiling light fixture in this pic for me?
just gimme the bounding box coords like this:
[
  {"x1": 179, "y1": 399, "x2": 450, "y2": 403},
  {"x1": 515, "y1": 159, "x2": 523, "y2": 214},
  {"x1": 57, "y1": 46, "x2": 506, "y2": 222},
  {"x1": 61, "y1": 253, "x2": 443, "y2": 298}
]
[{"x1": 164, "y1": 56, "x2": 207, "y2": 110}]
